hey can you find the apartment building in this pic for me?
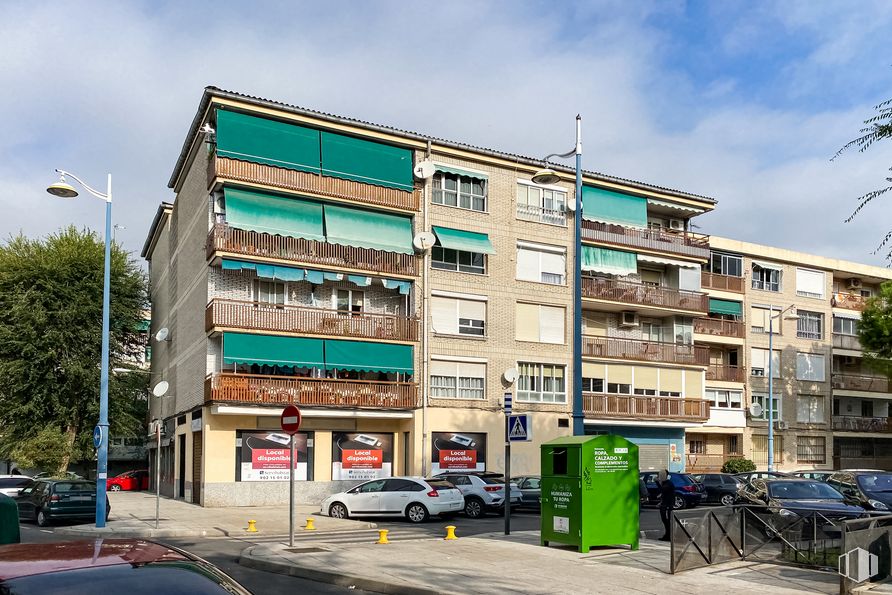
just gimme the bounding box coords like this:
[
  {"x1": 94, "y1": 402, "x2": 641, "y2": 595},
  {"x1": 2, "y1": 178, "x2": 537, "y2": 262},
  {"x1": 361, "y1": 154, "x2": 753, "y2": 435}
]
[
  {"x1": 143, "y1": 87, "x2": 718, "y2": 505},
  {"x1": 688, "y1": 238, "x2": 892, "y2": 473}
]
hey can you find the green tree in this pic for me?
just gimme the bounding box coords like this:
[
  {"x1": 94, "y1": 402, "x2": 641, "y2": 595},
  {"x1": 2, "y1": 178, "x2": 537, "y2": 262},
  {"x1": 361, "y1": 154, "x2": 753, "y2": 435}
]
[
  {"x1": 0, "y1": 227, "x2": 148, "y2": 474},
  {"x1": 721, "y1": 457, "x2": 756, "y2": 474},
  {"x1": 859, "y1": 282, "x2": 892, "y2": 379}
]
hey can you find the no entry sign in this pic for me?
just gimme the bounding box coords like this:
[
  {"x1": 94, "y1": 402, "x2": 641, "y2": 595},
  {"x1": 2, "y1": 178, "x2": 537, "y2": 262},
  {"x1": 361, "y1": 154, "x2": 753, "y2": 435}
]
[{"x1": 280, "y1": 404, "x2": 302, "y2": 435}]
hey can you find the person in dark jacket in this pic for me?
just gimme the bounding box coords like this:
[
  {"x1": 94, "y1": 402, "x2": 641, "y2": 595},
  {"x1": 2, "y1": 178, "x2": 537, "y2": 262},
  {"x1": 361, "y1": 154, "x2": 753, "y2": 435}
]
[{"x1": 658, "y1": 470, "x2": 675, "y2": 541}]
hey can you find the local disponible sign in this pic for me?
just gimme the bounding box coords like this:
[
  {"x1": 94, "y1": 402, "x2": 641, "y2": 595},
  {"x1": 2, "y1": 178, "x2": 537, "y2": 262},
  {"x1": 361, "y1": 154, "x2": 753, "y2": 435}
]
[
  {"x1": 239, "y1": 431, "x2": 309, "y2": 481},
  {"x1": 431, "y1": 432, "x2": 487, "y2": 474},
  {"x1": 331, "y1": 432, "x2": 393, "y2": 480}
]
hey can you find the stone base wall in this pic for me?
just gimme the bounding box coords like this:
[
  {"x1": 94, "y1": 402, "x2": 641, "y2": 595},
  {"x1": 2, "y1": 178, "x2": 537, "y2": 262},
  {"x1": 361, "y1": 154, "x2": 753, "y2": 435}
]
[{"x1": 202, "y1": 480, "x2": 359, "y2": 507}]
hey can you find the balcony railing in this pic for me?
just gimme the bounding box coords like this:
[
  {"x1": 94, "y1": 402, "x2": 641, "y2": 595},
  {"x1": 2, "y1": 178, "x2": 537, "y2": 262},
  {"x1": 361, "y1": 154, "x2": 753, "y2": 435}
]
[
  {"x1": 206, "y1": 373, "x2": 419, "y2": 409},
  {"x1": 685, "y1": 453, "x2": 742, "y2": 473},
  {"x1": 210, "y1": 155, "x2": 420, "y2": 212},
  {"x1": 207, "y1": 224, "x2": 418, "y2": 277},
  {"x1": 701, "y1": 271, "x2": 745, "y2": 293},
  {"x1": 833, "y1": 333, "x2": 862, "y2": 351},
  {"x1": 206, "y1": 299, "x2": 420, "y2": 342},
  {"x1": 515, "y1": 203, "x2": 567, "y2": 226},
  {"x1": 581, "y1": 336, "x2": 709, "y2": 365},
  {"x1": 581, "y1": 220, "x2": 710, "y2": 260},
  {"x1": 832, "y1": 416, "x2": 892, "y2": 433},
  {"x1": 706, "y1": 364, "x2": 745, "y2": 383},
  {"x1": 832, "y1": 292, "x2": 867, "y2": 311},
  {"x1": 832, "y1": 373, "x2": 892, "y2": 393},
  {"x1": 581, "y1": 277, "x2": 708, "y2": 313},
  {"x1": 694, "y1": 317, "x2": 746, "y2": 338},
  {"x1": 583, "y1": 393, "x2": 710, "y2": 422}
]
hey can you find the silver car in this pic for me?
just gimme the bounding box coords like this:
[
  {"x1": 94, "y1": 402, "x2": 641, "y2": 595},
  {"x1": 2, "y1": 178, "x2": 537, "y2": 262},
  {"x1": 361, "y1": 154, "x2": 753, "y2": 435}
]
[
  {"x1": 0, "y1": 475, "x2": 32, "y2": 498},
  {"x1": 436, "y1": 472, "x2": 522, "y2": 518}
]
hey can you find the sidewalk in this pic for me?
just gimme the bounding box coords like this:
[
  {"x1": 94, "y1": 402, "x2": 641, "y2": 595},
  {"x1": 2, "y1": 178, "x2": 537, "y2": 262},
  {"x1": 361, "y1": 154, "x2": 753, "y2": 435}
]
[
  {"x1": 55, "y1": 491, "x2": 374, "y2": 538},
  {"x1": 240, "y1": 530, "x2": 853, "y2": 595}
]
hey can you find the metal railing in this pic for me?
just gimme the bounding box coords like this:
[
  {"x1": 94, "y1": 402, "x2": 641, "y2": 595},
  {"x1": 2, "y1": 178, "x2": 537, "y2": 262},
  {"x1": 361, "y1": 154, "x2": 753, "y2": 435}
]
[
  {"x1": 582, "y1": 393, "x2": 710, "y2": 422},
  {"x1": 832, "y1": 373, "x2": 892, "y2": 393},
  {"x1": 833, "y1": 333, "x2": 862, "y2": 351},
  {"x1": 705, "y1": 364, "x2": 745, "y2": 382},
  {"x1": 582, "y1": 336, "x2": 709, "y2": 365},
  {"x1": 581, "y1": 219, "x2": 710, "y2": 259},
  {"x1": 581, "y1": 277, "x2": 708, "y2": 313},
  {"x1": 205, "y1": 299, "x2": 420, "y2": 341},
  {"x1": 832, "y1": 415, "x2": 892, "y2": 433},
  {"x1": 694, "y1": 317, "x2": 746, "y2": 338},
  {"x1": 701, "y1": 271, "x2": 745, "y2": 293},
  {"x1": 515, "y1": 203, "x2": 567, "y2": 226}
]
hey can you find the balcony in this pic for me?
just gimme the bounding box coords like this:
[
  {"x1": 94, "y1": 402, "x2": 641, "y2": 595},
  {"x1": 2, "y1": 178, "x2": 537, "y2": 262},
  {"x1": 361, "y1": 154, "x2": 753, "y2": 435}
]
[
  {"x1": 581, "y1": 220, "x2": 710, "y2": 260},
  {"x1": 833, "y1": 333, "x2": 862, "y2": 351},
  {"x1": 685, "y1": 453, "x2": 741, "y2": 473},
  {"x1": 706, "y1": 364, "x2": 745, "y2": 383},
  {"x1": 581, "y1": 277, "x2": 708, "y2": 314},
  {"x1": 582, "y1": 336, "x2": 709, "y2": 366},
  {"x1": 206, "y1": 299, "x2": 420, "y2": 342},
  {"x1": 832, "y1": 292, "x2": 867, "y2": 311},
  {"x1": 694, "y1": 317, "x2": 746, "y2": 339},
  {"x1": 209, "y1": 154, "x2": 420, "y2": 212},
  {"x1": 832, "y1": 373, "x2": 892, "y2": 393},
  {"x1": 516, "y1": 203, "x2": 567, "y2": 226},
  {"x1": 583, "y1": 393, "x2": 709, "y2": 422},
  {"x1": 701, "y1": 271, "x2": 745, "y2": 293},
  {"x1": 832, "y1": 416, "x2": 892, "y2": 433},
  {"x1": 206, "y1": 373, "x2": 419, "y2": 409},
  {"x1": 207, "y1": 224, "x2": 418, "y2": 277}
]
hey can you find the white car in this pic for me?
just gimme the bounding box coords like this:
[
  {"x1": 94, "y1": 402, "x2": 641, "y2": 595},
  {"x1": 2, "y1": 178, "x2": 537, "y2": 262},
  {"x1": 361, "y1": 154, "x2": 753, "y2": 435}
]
[
  {"x1": 0, "y1": 474, "x2": 33, "y2": 497},
  {"x1": 321, "y1": 476, "x2": 464, "y2": 523}
]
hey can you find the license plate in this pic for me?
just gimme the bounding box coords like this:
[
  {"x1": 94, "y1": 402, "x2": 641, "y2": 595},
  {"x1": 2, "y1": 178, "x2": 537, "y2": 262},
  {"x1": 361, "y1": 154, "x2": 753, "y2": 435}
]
[{"x1": 71, "y1": 495, "x2": 91, "y2": 502}]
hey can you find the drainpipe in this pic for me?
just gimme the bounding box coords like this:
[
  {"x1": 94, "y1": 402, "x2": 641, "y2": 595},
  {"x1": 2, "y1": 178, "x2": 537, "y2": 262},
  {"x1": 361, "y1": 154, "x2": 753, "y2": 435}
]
[{"x1": 420, "y1": 140, "x2": 432, "y2": 476}]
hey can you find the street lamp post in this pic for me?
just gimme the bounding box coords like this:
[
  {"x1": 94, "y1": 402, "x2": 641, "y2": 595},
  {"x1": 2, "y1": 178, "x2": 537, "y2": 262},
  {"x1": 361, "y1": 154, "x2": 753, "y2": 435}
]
[
  {"x1": 47, "y1": 170, "x2": 113, "y2": 528},
  {"x1": 767, "y1": 305, "x2": 799, "y2": 472},
  {"x1": 531, "y1": 116, "x2": 584, "y2": 436}
]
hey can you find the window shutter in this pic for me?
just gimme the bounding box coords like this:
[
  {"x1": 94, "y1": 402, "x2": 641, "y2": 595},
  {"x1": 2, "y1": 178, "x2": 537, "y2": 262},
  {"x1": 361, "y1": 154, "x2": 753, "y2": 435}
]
[
  {"x1": 515, "y1": 303, "x2": 540, "y2": 342},
  {"x1": 430, "y1": 360, "x2": 458, "y2": 377},
  {"x1": 751, "y1": 348, "x2": 767, "y2": 371},
  {"x1": 796, "y1": 268, "x2": 826, "y2": 297},
  {"x1": 457, "y1": 362, "x2": 486, "y2": 379},
  {"x1": 750, "y1": 307, "x2": 769, "y2": 330},
  {"x1": 516, "y1": 248, "x2": 539, "y2": 281},
  {"x1": 660, "y1": 368, "x2": 682, "y2": 392},
  {"x1": 431, "y1": 297, "x2": 458, "y2": 334},
  {"x1": 458, "y1": 299, "x2": 486, "y2": 322},
  {"x1": 607, "y1": 364, "x2": 633, "y2": 384},
  {"x1": 684, "y1": 370, "x2": 703, "y2": 398},
  {"x1": 634, "y1": 366, "x2": 658, "y2": 390},
  {"x1": 582, "y1": 312, "x2": 607, "y2": 336},
  {"x1": 540, "y1": 251, "x2": 566, "y2": 277},
  {"x1": 539, "y1": 305, "x2": 565, "y2": 344}
]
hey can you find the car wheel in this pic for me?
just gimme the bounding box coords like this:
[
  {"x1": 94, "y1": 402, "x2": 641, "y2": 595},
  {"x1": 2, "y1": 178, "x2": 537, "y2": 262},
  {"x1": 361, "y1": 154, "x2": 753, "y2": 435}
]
[
  {"x1": 720, "y1": 494, "x2": 736, "y2": 507},
  {"x1": 406, "y1": 503, "x2": 429, "y2": 524},
  {"x1": 328, "y1": 502, "x2": 348, "y2": 519},
  {"x1": 110, "y1": 484, "x2": 122, "y2": 492},
  {"x1": 36, "y1": 508, "x2": 50, "y2": 527},
  {"x1": 673, "y1": 495, "x2": 686, "y2": 510},
  {"x1": 464, "y1": 497, "x2": 485, "y2": 519}
]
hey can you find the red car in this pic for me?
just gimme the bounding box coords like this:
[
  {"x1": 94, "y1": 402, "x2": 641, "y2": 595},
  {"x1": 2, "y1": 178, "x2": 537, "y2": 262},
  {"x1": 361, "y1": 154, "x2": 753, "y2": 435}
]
[{"x1": 106, "y1": 470, "x2": 149, "y2": 492}]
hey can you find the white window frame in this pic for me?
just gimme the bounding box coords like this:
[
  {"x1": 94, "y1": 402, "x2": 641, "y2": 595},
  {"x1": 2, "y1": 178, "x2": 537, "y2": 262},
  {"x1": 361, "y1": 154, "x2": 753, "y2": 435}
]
[
  {"x1": 706, "y1": 388, "x2": 743, "y2": 409},
  {"x1": 254, "y1": 279, "x2": 286, "y2": 305},
  {"x1": 796, "y1": 311, "x2": 823, "y2": 340},
  {"x1": 516, "y1": 242, "x2": 567, "y2": 286},
  {"x1": 752, "y1": 264, "x2": 781, "y2": 292},
  {"x1": 833, "y1": 316, "x2": 859, "y2": 336},
  {"x1": 431, "y1": 246, "x2": 486, "y2": 275},
  {"x1": 429, "y1": 359, "x2": 486, "y2": 400},
  {"x1": 431, "y1": 293, "x2": 487, "y2": 337},
  {"x1": 795, "y1": 268, "x2": 826, "y2": 299},
  {"x1": 796, "y1": 395, "x2": 825, "y2": 424},
  {"x1": 517, "y1": 362, "x2": 567, "y2": 403},
  {"x1": 796, "y1": 352, "x2": 826, "y2": 382},
  {"x1": 432, "y1": 171, "x2": 487, "y2": 212},
  {"x1": 516, "y1": 303, "x2": 566, "y2": 344},
  {"x1": 752, "y1": 392, "x2": 782, "y2": 421},
  {"x1": 750, "y1": 347, "x2": 780, "y2": 378},
  {"x1": 515, "y1": 180, "x2": 568, "y2": 226},
  {"x1": 334, "y1": 288, "x2": 364, "y2": 313}
]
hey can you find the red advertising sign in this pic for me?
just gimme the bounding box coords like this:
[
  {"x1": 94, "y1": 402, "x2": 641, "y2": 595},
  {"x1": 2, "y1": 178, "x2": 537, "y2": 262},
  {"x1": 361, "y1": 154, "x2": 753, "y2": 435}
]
[
  {"x1": 439, "y1": 449, "x2": 477, "y2": 470},
  {"x1": 251, "y1": 448, "x2": 295, "y2": 469},
  {"x1": 280, "y1": 405, "x2": 302, "y2": 435},
  {"x1": 431, "y1": 432, "x2": 487, "y2": 475},
  {"x1": 341, "y1": 449, "x2": 384, "y2": 469}
]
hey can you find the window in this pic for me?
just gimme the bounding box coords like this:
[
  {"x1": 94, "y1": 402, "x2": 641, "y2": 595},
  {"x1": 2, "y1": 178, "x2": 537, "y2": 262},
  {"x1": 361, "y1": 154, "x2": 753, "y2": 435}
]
[
  {"x1": 797, "y1": 436, "x2": 826, "y2": 464},
  {"x1": 641, "y1": 319, "x2": 664, "y2": 342},
  {"x1": 336, "y1": 289, "x2": 364, "y2": 313},
  {"x1": 796, "y1": 311, "x2": 823, "y2": 339},
  {"x1": 752, "y1": 263, "x2": 781, "y2": 292},
  {"x1": 431, "y1": 295, "x2": 486, "y2": 337},
  {"x1": 660, "y1": 390, "x2": 681, "y2": 397},
  {"x1": 707, "y1": 251, "x2": 743, "y2": 277},
  {"x1": 833, "y1": 317, "x2": 859, "y2": 336},
  {"x1": 516, "y1": 243, "x2": 566, "y2": 285},
  {"x1": 797, "y1": 395, "x2": 825, "y2": 423},
  {"x1": 432, "y1": 171, "x2": 486, "y2": 212},
  {"x1": 608, "y1": 382, "x2": 632, "y2": 394},
  {"x1": 750, "y1": 348, "x2": 780, "y2": 378},
  {"x1": 515, "y1": 303, "x2": 566, "y2": 344},
  {"x1": 752, "y1": 435, "x2": 784, "y2": 465},
  {"x1": 430, "y1": 360, "x2": 486, "y2": 399},
  {"x1": 796, "y1": 352, "x2": 826, "y2": 382},
  {"x1": 255, "y1": 279, "x2": 285, "y2": 305},
  {"x1": 517, "y1": 363, "x2": 566, "y2": 403},
  {"x1": 516, "y1": 182, "x2": 567, "y2": 226},
  {"x1": 634, "y1": 388, "x2": 657, "y2": 396},
  {"x1": 581, "y1": 377, "x2": 604, "y2": 392},
  {"x1": 689, "y1": 440, "x2": 705, "y2": 454},
  {"x1": 750, "y1": 306, "x2": 776, "y2": 334},
  {"x1": 706, "y1": 389, "x2": 742, "y2": 409},
  {"x1": 752, "y1": 393, "x2": 781, "y2": 421},
  {"x1": 795, "y1": 268, "x2": 826, "y2": 299},
  {"x1": 728, "y1": 435, "x2": 740, "y2": 455},
  {"x1": 431, "y1": 247, "x2": 486, "y2": 274}
]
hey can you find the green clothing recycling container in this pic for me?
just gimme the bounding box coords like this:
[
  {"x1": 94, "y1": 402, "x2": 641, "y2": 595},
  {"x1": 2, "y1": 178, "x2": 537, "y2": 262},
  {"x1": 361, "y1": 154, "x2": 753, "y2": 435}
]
[
  {"x1": 0, "y1": 492, "x2": 21, "y2": 544},
  {"x1": 540, "y1": 435, "x2": 639, "y2": 552}
]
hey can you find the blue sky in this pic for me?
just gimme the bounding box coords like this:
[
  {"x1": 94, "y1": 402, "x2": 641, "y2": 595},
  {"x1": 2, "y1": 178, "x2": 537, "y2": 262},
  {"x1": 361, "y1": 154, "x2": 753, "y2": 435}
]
[{"x1": 1, "y1": 0, "x2": 890, "y2": 264}]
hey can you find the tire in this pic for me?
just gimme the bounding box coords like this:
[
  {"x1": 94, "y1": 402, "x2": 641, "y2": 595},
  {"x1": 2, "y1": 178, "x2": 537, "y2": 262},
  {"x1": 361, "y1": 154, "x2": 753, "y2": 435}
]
[
  {"x1": 405, "y1": 503, "x2": 429, "y2": 524},
  {"x1": 328, "y1": 502, "x2": 348, "y2": 519},
  {"x1": 673, "y1": 495, "x2": 686, "y2": 510},
  {"x1": 720, "y1": 494, "x2": 736, "y2": 507},
  {"x1": 464, "y1": 497, "x2": 485, "y2": 519},
  {"x1": 36, "y1": 508, "x2": 50, "y2": 527},
  {"x1": 110, "y1": 484, "x2": 122, "y2": 492}
]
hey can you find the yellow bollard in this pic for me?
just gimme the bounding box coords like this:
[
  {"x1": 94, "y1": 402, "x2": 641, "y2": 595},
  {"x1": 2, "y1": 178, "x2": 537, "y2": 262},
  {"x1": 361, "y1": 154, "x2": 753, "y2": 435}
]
[
  {"x1": 376, "y1": 529, "x2": 389, "y2": 544},
  {"x1": 304, "y1": 517, "x2": 316, "y2": 531},
  {"x1": 246, "y1": 519, "x2": 258, "y2": 533},
  {"x1": 444, "y1": 525, "x2": 458, "y2": 540}
]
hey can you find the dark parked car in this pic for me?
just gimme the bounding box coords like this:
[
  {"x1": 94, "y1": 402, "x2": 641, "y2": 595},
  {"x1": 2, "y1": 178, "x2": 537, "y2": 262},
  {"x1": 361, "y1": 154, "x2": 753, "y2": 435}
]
[
  {"x1": 0, "y1": 539, "x2": 251, "y2": 594},
  {"x1": 639, "y1": 472, "x2": 703, "y2": 509},
  {"x1": 733, "y1": 471, "x2": 792, "y2": 484},
  {"x1": 15, "y1": 479, "x2": 109, "y2": 527},
  {"x1": 510, "y1": 475, "x2": 541, "y2": 510},
  {"x1": 691, "y1": 473, "x2": 743, "y2": 506},
  {"x1": 791, "y1": 470, "x2": 833, "y2": 482},
  {"x1": 828, "y1": 471, "x2": 892, "y2": 512}
]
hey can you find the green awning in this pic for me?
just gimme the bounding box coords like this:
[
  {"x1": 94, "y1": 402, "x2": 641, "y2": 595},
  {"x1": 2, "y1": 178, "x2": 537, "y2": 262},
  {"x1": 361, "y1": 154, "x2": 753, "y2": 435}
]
[
  {"x1": 224, "y1": 187, "x2": 324, "y2": 240},
  {"x1": 432, "y1": 226, "x2": 495, "y2": 254},
  {"x1": 223, "y1": 332, "x2": 325, "y2": 368},
  {"x1": 434, "y1": 164, "x2": 488, "y2": 181},
  {"x1": 221, "y1": 259, "x2": 306, "y2": 281},
  {"x1": 581, "y1": 246, "x2": 638, "y2": 275},
  {"x1": 709, "y1": 298, "x2": 742, "y2": 317},
  {"x1": 581, "y1": 185, "x2": 648, "y2": 228},
  {"x1": 216, "y1": 109, "x2": 321, "y2": 174},
  {"x1": 136, "y1": 319, "x2": 151, "y2": 332},
  {"x1": 323, "y1": 204, "x2": 413, "y2": 254},
  {"x1": 320, "y1": 131, "x2": 414, "y2": 191},
  {"x1": 324, "y1": 339, "x2": 413, "y2": 374}
]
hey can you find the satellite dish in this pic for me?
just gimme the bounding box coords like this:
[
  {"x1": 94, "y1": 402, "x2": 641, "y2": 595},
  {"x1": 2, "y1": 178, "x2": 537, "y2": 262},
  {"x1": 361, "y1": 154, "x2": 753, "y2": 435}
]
[
  {"x1": 503, "y1": 367, "x2": 518, "y2": 384},
  {"x1": 567, "y1": 199, "x2": 578, "y2": 212},
  {"x1": 155, "y1": 327, "x2": 169, "y2": 342},
  {"x1": 413, "y1": 231, "x2": 436, "y2": 252},
  {"x1": 749, "y1": 402, "x2": 763, "y2": 417},
  {"x1": 152, "y1": 381, "x2": 169, "y2": 398},
  {"x1": 413, "y1": 161, "x2": 436, "y2": 180}
]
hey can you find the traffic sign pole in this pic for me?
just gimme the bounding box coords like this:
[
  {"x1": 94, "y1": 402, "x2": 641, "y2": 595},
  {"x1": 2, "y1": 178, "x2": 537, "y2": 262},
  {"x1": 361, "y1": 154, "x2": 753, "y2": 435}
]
[
  {"x1": 289, "y1": 434, "x2": 295, "y2": 547},
  {"x1": 505, "y1": 415, "x2": 511, "y2": 536}
]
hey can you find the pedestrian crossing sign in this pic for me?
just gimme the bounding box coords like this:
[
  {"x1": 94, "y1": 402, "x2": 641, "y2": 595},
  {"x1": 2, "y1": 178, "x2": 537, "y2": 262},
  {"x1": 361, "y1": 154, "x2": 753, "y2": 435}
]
[{"x1": 507, "y1": 414, "x2": 532, "y2": 442}]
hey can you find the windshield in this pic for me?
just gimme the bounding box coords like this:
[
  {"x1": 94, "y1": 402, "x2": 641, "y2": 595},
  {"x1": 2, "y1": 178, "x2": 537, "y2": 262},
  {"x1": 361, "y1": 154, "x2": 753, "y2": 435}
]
[
  {"x1": 481, "y1": 477, "x2": 506, "y2": 485},
  {"x1": 856, "y1": 473, "x2": 892, "y2": 492},
  {"x1": 767, "y1": 481, "x2": 844, "y2": 500}
]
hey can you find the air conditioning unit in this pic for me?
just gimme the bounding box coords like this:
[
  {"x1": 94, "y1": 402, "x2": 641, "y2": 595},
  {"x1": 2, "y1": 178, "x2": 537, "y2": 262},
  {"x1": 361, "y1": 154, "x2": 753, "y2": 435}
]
[
  {"x1": 848, "y1": 278, "x2": 863, "y2": 290},
  {"x1": 776, "y1": 421, "x2": 789, "y2": 430},
  {"x1": 841, "y1": 356, "x2": 857, "y2": 366},
  {"x1": 619, "y1": 311, "x2": 639, "y2": 327},
  {"x1": 669, "y1": 219, "x2": 685, "y2": 231}
]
